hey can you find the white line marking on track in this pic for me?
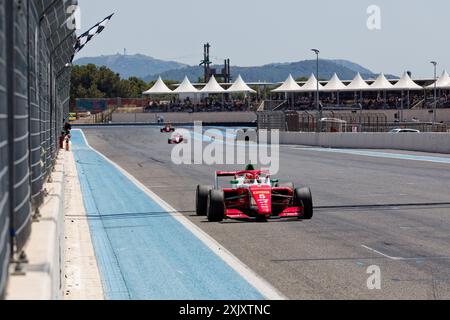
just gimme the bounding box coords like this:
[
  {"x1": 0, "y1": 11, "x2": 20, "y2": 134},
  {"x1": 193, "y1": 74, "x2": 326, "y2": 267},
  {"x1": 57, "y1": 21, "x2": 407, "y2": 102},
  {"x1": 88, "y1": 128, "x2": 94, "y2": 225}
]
[
  {"x1": 362, "y1": 245, "x2": 403, "y2": 261},
  {"x1": 292, "y1": 146, "x2": 450, "y2": 165},
  {"x1": 76, "y1": 129, "x2": 287, "y2": 300},
  {"x1": 362, "y1": 245, "x2": 450, "y2": 262}
]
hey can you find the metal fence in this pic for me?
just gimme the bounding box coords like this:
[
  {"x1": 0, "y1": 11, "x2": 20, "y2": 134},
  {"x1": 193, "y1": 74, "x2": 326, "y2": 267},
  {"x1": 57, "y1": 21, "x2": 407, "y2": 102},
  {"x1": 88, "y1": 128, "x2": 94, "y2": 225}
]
[
  {"x1": 0, "y1": 0, "x2": 77, "y2": 298},
  {"x1": 257, "y1": 111, "x2": 286, "y2": 131},
  {"x1": 0, "y1": 0, "x2": 9, "y2": 299},
  {"x1": 259, "y1": 111, "x2": 448, "y2": 133}
]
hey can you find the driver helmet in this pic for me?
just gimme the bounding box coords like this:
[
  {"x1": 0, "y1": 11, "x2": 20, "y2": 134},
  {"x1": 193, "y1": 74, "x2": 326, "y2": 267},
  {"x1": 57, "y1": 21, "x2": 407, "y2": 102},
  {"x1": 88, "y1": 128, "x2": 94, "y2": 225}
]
[{"x1": 245, "y1": 164, "x2": 255, "y2": 171}]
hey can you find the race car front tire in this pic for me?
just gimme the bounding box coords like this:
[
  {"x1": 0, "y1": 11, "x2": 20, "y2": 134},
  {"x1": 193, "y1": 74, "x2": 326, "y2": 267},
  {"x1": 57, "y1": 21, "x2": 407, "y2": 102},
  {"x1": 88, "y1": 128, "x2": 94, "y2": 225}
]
[
  {"x1": 295, "y1": 187, "x2": 313, "y2": 219},
  {"x1": 196, "y1": 185, "x2": 213, "y2": 216},
  {"x1": 207, "y1": 190, "x2": 225, "y2": 222}
]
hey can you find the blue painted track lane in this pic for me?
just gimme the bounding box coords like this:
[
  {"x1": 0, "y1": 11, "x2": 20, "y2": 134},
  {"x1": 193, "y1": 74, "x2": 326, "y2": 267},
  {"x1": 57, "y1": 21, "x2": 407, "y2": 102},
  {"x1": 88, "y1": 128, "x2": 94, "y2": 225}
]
[{"x1": 71, "y1": 130, "x2": 264, "y2": 300}]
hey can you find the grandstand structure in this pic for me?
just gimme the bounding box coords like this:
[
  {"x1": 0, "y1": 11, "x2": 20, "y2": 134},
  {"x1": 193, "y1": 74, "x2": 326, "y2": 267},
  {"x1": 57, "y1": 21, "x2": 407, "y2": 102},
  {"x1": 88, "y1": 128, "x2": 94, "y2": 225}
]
[{"x1": 134, "y1": 72, "x2": 450, "y2": 113}]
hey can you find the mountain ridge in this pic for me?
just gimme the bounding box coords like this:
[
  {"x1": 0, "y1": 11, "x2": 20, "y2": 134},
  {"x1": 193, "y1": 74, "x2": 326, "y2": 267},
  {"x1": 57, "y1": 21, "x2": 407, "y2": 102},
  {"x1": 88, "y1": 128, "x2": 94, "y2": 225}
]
[
  {"x1": 74, "y1": 53, "x2": 397, "y2": 83},
  {"x1": 74, "y1": 54, "x2": 188, "y2": 79},
  {"x1": 144, "y1": 60, "x2": 397, "y2": 83}
]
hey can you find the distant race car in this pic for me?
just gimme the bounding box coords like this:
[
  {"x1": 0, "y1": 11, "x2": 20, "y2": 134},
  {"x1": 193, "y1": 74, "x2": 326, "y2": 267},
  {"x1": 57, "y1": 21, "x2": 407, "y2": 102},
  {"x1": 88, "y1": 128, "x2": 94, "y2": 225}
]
[
  {"x1": 196, "y1": 165, "x2": 313, "y2": 222},
  {"x1": 168, "y1": 133, "x2": 185, "y2": 144},
  {"x1": 161, "y1": 124, "x2": 175, "y2": 133},
  {"x1": 389, "y1": 128, "x2": 420, "y2": 133}
]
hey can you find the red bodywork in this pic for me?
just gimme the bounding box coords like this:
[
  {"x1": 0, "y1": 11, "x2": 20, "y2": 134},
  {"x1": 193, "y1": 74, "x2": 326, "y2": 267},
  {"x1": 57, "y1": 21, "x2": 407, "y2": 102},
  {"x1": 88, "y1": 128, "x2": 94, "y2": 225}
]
[
  {"x1": 216, "y1": 170, "x2": 304, "y2": 220},
  {"x1": 168, "y1": 133, "x2": 184, "y2": 144},
  {"x1": 161, "y1": 125, "x2": 175, "y2": 133}
]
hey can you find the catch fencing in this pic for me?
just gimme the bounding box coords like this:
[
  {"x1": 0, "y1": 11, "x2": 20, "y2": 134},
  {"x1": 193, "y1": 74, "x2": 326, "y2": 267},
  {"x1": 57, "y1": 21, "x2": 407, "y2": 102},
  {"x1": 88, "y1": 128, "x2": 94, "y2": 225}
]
[
  {"x1": 259, "y1": 111, "x2": 448, "y2": 133},
  {"x1": 0, "y1": 0, "x2": 77, "y2": 298}
]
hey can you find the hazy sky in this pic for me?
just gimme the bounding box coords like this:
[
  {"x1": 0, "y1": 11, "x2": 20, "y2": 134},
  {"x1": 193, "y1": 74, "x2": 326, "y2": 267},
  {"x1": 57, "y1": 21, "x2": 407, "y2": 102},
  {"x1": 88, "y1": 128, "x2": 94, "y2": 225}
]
[{"x1": 76, "y1": 0, "x2": 449, "y2": 78}]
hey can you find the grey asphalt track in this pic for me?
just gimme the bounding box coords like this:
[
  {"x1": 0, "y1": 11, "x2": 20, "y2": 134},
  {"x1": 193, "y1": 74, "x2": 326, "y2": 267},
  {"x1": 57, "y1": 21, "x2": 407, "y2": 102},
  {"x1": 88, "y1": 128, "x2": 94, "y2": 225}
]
[{"x1": 81, "y1": 127, "x2": 450, "y2": 300}]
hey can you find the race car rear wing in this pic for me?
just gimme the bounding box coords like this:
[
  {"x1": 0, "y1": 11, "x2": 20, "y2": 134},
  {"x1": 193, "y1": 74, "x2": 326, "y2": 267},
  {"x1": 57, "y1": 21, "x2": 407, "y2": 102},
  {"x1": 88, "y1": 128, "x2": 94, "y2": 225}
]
[
  {"x1": 216, "y1": 171, "x2": 239, "y2": 177},
  {"x1": 216, "y1": 170, "x2": 271, "y2": 177}
]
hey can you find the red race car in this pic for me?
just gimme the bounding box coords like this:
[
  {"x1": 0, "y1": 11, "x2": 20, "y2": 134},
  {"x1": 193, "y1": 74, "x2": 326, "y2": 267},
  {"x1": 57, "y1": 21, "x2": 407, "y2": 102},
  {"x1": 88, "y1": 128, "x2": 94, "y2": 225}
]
[
  {"x1": 168, "y1": 133, "x2": 185, "y2": 144},
  {"x1": 196, "y1": 165, "x2": 313, "y2": 222},
  {"x1": 161, "y1": 124, "x2": 175, "y2": 133}
]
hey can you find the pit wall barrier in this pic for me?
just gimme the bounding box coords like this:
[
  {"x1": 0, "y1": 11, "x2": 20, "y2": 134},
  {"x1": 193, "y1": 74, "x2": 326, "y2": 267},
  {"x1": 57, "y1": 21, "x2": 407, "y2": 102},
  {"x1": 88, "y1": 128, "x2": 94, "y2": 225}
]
[
  {"x1": 6, "y1": 155, "x2": 65, "y2": 300},
  {"x1": 111, "y1": 112, "x2": 257, "y2": 124},
  {"x1": 279, "y1": 132, "x2": 450, "y2": 154}
]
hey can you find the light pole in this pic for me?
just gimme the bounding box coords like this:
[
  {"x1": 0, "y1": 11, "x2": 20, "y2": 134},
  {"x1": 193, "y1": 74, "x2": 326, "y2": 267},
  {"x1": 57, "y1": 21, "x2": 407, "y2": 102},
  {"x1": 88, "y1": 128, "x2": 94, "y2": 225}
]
[
  {"x1": 430, "y1": 61, "x2": 437, "y2": 124},
  {"x1": 311, "y1": 49, "x2": 321, "y2": 132}
]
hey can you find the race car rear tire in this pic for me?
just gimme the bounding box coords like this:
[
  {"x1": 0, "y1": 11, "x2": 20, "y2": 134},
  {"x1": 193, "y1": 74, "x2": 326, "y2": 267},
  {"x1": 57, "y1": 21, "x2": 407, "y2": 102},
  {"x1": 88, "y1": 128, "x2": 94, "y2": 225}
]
[
  {"x1": 277, "y1": 182, "x2": 294, "y2": 190},
  {"x1": 196, "y1": 185, "x2": 213, "y2": 216},
  {"x1": 207, "y1": 190, "x2": 225, "y2": 222},
  {"x1": 295, "y1": 187, "x2": 313, "y2": 219}
]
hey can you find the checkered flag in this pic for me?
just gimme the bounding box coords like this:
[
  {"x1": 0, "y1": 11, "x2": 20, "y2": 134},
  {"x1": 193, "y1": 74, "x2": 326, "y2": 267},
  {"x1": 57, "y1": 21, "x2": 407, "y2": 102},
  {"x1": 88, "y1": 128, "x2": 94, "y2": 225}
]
[{"x1": 71, "y1": 13, "x2": 114, "y2": 61}]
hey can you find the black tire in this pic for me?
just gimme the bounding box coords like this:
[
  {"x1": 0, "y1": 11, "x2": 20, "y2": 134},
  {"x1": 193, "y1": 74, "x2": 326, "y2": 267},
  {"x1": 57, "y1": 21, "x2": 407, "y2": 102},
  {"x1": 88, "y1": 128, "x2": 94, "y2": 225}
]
[
  {"x1": 295, "y1": 187, "x2": 313, "y2": 219},
  {"x1": 196, "y1": 185, "x2": 212, "y2": 216},
  {"x1": 207, "y1": 190, "x2": 225, "y2": 222},
  {"x1": 277, "y1": 182, "x2": 294, "y2": 190}
]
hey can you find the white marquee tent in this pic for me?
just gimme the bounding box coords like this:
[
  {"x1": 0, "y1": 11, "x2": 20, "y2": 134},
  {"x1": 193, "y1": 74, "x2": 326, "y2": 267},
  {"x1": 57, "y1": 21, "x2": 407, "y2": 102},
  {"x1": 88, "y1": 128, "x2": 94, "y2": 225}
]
[
  {"x1": 298, "y1": 74, "x2": 324, "y2": 92},
  {"x1": 173, "y1": 76, "x2": 199, "y2": 94},
  {"x1": 426, "y1": 70, "x2": 450, "y2": 89},
  {"x1": 341, "y1": 73, "x2": 370, "y2": 105},
  {"x1": 322, "y1": 73, "x2": 347, "y2": 92},
  {"x1": 200, "y1": 75, "x2": 226, "y2": 94},
  {"x1": 322, "y1": 73, "x2": 347, "y2": 105},
  {"x1": 344, "y1": 73, "x2": 370, "y2": 91},
  {"x1": 391, "y1": 72, "x2": 423, "y2": 119},
  {"x1": 227, "y1": 75, "x2": 256, "y2": 93},
  {"x1": 272, "y1": 74, "x2": 302, "y2": 93},
  {"x1": 142, "y1": 76, "x2": 173, "y2": 95},
  {"x1": 391, "y1": 72, "x2": 423, "y2": 91},
  {"x1": 370, "y1": 73, "x2": 394, "y2": 90}
]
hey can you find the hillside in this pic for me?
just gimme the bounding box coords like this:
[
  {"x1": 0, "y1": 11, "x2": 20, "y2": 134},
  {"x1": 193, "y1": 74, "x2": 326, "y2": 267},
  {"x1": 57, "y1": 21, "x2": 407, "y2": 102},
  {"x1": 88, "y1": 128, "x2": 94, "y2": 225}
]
[
  {"x1": 75, "y1": 53, "x2": 396, "y2": 83},
  {"x1": 74, "y1": 54, "x2": 188, "y2": 79},
  {"x1": 144, "y1": 59, "x2": 395, "y2": 83}
]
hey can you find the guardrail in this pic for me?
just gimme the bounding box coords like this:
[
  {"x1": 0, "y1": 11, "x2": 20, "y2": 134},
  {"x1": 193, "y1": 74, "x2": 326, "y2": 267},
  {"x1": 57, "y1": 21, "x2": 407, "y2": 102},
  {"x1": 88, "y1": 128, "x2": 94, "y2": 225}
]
[{"x1": 0, "y1": 0, "x2": 76, "y2": 298}]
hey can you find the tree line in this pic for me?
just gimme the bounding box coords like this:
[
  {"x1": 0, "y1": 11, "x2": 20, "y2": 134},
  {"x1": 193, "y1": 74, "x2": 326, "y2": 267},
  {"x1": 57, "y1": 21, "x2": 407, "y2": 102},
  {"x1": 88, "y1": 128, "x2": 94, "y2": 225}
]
[{"x1": 70, "y1": 64, "x2": 178, "y2": 102}]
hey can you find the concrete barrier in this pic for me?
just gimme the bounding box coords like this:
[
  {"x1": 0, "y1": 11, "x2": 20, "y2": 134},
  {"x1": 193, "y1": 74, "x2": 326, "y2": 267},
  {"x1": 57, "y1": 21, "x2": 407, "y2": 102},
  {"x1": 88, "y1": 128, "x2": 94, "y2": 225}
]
[
  {"x1": 308, "y1": 109, "x2": 450, "y2": 123},
  {"x1": 280, "y1": 132, "x2": 450, "y2": 154},
  {"x1": 112, "y1": 112, "x2": 257, "y2": 124},
  {"x1": 6, "y1": 153, "x2": 66, "y2": 300}
]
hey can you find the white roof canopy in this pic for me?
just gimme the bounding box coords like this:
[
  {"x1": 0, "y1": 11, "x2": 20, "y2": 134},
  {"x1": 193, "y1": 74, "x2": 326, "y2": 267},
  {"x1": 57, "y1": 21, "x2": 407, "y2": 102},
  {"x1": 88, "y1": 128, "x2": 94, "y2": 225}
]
[
  {"x1": 298, "y1": 74, "x2": 324, "y2": 92},
  {"x1": 272, "y1": 74, "x2": 302, "y2": 93},
  {"x1": 427, "y1": 70, "x2": 450, "y2": 89},
  {"x1": 173, "y1": 76, "x2": 199, "y2": 94},
  {"x1": 143, "y1": 76, "x2": 173, "y2": 95},
  {"x1": 227, "y1": 75, "x2": 256, "y2": 93},
  {"x1": 370, "y1": 73, "x2": 394, "y2": 90},
  {"x1": 322, "y1": 73, "x2": 347, "y2": 92},
  {"x1": 344, "y1": 73, "x2": 370, "y2": 91},
  {"x1": 200, "y1": 75, "x2": 226, "y2": 93},
  {"x1": 391, "y1": 72, "x2": 423, "y2": 91}
]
